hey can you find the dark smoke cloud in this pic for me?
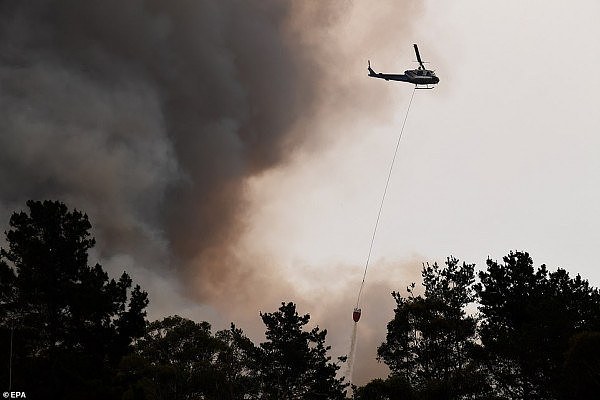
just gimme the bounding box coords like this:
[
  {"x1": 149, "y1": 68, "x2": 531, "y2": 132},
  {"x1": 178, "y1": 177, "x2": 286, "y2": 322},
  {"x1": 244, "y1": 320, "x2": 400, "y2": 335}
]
[
  {"x1": 0, "y1": 0, "x2": 425, "y2": 383},
  {"x1": 0, "y1": 0, "x2": 331, "y2": 298}
]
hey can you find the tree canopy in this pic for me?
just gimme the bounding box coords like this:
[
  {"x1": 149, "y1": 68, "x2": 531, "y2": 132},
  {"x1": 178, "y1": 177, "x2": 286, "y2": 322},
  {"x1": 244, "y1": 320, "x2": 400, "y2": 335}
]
[
  {"x1": 475, "y1": 251, "x2": 600, "y2": 399},
  {"x1": 0, "y1": 200, "x2": 148, "y2": 399},
  {"x1": 376, "y1": 257, "x2": 483, "y2": 399},
  {"x1": 118, "y1": 304, "x2": 348, "y2": 399},
  {"x1": 371, "y1": 251, "x2": 600, "y2": 400},
  {"x1": 2, "y1": 201, "x2": 600, "y2": 399},
  {"x1": 257, "y1": 302, "x2": 348, "y2": 399}
]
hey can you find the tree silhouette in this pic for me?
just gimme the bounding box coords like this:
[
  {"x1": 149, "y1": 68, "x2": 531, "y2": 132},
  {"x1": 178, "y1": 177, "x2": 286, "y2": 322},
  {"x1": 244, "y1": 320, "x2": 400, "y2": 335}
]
[
  {"x1": 214, "y1": 324, "x2": 262, "y2": 399},
  {"x1": 120, "y1": 315, "x2": 260, "y2": 400},
  {"x1": 562, "y1": 331, "x2": 600, "y2": 399},
  {"x1": 0, "y1": 200, "x2": 148, "y2": 399},
  {"x1": 122, "y1": 304, "x2": 347, "y2": 399},
  {"x1": 257, "y1": 302, "x2": 347, "y2": 399},
  {"x1": 4, "y1": 201, "x2": 599, "y2": 399},
  {"x1": 352, "y1": 376, "x2": 414, "y2": 400},
  {"x1": 377, "y1": 257, "x2": 483, "y2": 398},
  {"x1": 368, "y1": 252, "x2": 600, "y2": 399},
  {"x1": 476, "y1": 251, "x2": 600, "y2": 399}
]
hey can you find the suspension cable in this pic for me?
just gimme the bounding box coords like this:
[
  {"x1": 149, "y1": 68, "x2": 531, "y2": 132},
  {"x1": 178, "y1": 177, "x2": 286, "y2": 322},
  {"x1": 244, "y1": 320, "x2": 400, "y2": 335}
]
[{"x1": 355, "y1": 86, "x2": 416, "y2": 309}]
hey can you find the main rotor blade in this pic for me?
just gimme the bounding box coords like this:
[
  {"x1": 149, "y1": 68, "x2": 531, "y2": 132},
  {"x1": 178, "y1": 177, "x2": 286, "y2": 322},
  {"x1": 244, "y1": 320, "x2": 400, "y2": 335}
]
[{"x1": 413, "y1": 44, "x2": 425, "y2": 69}]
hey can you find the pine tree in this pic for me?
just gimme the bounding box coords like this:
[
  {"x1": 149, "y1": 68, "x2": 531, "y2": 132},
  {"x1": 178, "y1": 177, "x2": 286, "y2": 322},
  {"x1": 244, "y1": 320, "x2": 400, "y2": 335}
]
[
  {"x1": 0, "y1": 200, "x2": 148, "y2": 399},
  {"x1": 377, "y1": 257, "x2": 483, "y2": 398},
  {"x1": 257, "y1": 302, "x2": 348, "y2": 399}
]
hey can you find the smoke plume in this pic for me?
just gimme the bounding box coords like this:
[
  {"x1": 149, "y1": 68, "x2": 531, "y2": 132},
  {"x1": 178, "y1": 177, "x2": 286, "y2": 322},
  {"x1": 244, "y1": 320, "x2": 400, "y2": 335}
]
[
  {"x1": 0, "y1": 0, "x2": 321, "y2": 297},
  {"x1": 0, "y1": 0, "x2": 425, "y2": 384}
]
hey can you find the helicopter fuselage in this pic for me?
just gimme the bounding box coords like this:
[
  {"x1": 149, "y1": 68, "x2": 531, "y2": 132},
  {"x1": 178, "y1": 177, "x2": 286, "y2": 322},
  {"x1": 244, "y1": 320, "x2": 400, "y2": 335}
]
[
  {"x1": 368, "y1": 69, "x2": 439, "y2": 85},
  {"x1": 404, "y1": 69, "x2": 439, "y2": 85}
]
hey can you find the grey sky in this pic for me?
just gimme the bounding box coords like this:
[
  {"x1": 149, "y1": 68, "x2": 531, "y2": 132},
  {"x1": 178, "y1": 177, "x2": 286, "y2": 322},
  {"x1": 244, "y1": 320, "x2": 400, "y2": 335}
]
[{"x1": 242, "y1": 0, "x2": 600, "y2": 383}]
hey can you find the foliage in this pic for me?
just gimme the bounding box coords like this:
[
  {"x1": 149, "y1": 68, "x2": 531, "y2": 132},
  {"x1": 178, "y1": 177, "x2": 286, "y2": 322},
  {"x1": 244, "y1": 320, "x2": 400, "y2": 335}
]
[
  {"x1": 3, "y1": 201, "x2": 600, "y2": 399},
  {"x1": 377, "y1": 257, "x2": 483, "y2": 398},
  {"x1": 561, "y1": 331, "x2": 600, "y2": 399},
  {"x1": 368, "y1": 251, "x2": 600, "y2": 400},
  {"x1": 257, "y1": 302, "x2": 348, "y2": 399},
  {"x1": 352, "y1": 376, "x2": 414, "y2": 400},
  {"x1": 0, "y1": 200, "x2": 148, "y2": 399},
  {"x1": 0, "y1": 201, "x2": 348, "y2": 399},
  {"x1": 118, "y1": 316, "x2": 261, "y2": 400},
  {"x1": 475, "y1": 251, "x2": 600, "y2": 399},
  {"x1": 118, "y1": 303, "x2": 347, "y2": 400}
]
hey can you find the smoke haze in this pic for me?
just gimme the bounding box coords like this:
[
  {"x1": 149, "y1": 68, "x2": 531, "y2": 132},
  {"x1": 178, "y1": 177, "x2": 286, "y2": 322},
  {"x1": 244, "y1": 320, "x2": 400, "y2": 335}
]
[{"x1": 0, "y1": 0, "x2": 424, "y2": 385}]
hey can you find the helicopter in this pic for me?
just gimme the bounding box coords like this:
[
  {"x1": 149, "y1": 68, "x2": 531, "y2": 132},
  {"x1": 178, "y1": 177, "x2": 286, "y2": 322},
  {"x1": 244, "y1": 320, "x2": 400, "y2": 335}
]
[{"x1": 368, "y1": 44, "x2": 439, "y2": 89}]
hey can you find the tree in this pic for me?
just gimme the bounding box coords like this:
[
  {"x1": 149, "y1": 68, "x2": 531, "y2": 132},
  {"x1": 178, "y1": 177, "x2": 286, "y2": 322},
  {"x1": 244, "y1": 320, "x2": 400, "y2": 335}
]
[
  {"x1": 133, "y1": 316, "x2": 220, "y2": 399},
  {"x1": 377, "y1": 257, "x2": 485, "y2": 399},
  {"x1": 352, "y1": 376, "x2": 414, "y2": 400},
  {"x1": 214, "y1": 324, "x2": 262, "y2": 399},
  {"x1": 256, "y1": 302, "x2": 348, "y2": 399},
  {"x1": 475, "y1": 251, "x2": 600, "y2": 399},
  {"x1": 123, "y1": 304, "x2": 348, "y2": 400},
  {"x1": 121, "y1": 315, "x2": 259, "y2": 400},
  {"x1": 0, "y1": 200, "x2": 148, "y2": 399},
  {"x1": 561, "y1": 331, "x2": 600, "y2": 399}
]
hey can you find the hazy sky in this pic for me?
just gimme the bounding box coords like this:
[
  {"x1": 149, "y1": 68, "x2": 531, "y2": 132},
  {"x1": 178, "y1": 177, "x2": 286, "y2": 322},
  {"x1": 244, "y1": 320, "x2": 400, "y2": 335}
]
[
  {"x1": 242, "y1": 0, "x2": 600, "y2": 382},
  {"x1": 1, "y1": 0, "x2": 600, "y2": 386}
]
